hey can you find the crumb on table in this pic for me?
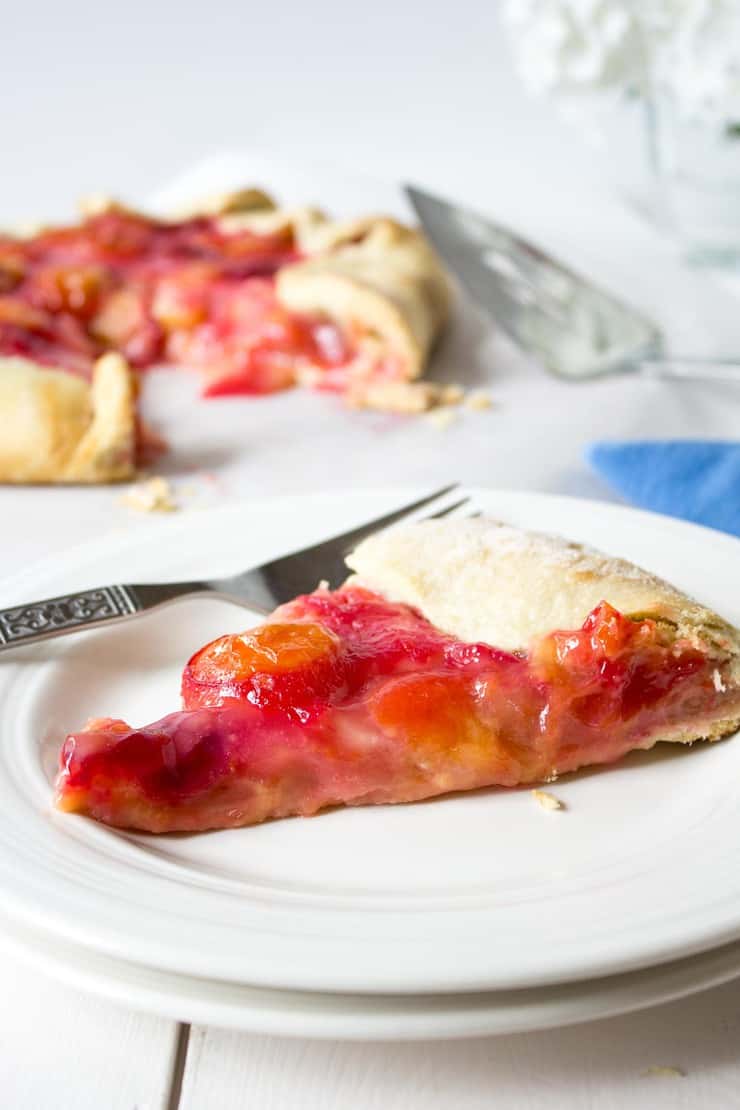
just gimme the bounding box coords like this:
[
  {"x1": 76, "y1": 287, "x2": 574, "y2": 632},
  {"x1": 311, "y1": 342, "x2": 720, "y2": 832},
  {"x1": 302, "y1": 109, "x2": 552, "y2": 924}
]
[
  {"x1": 465, "y1": 389, "x2": 493, "y2": 411},
  {"x1": 641, "y1": 1066, "x2": 685, "y2": 1079},
  {"x1": 438, "y1": 383, "x2": 465, "y2": 405},
  {"x1": 121, "y1": 476, "x2": 178, "y2": 514},
  {"x1": 531, "y1": 788, "x2": 564, "y2": 811},
  {"x1": 426, "y1": 407, "x2": 459, "y2": 430},
  {"x1": 346, "y1": 380, "x2": 461, "y2": 414},
  {"x1": 345, "y1": 379, "x2": 493, "y2": 419}
]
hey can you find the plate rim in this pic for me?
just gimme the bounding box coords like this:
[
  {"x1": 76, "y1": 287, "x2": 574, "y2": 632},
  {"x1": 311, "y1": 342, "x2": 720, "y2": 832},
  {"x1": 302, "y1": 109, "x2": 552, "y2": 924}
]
[
  {"x1": 1, "y1": 486, "x2": 740, "y2": 995},
  {"x1": 4, "y1": 910, "x2": 740, "y2": 1040}
]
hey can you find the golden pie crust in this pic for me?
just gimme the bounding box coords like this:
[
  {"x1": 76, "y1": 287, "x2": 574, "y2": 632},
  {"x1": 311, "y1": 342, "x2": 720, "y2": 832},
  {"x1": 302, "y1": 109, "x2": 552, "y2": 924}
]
[{"x1": 0, "y1": 352, "x2": 136, "y2": 484}]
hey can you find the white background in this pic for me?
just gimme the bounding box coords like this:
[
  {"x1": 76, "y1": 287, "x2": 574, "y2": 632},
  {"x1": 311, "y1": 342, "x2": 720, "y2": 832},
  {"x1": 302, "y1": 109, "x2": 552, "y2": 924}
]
[
  {"x1": 5, "y1": 0, "x2": 612, "y2": 225},
  {"x1": 3, "y1": 1, "x2": 740, "y2": 1107}
]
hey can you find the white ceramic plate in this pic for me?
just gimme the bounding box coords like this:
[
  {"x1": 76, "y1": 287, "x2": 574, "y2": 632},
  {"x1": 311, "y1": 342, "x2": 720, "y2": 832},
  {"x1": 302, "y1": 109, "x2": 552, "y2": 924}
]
[
  {"x1": 4, "y1": 912, "x2": 740, "y2": 1040},
  {"x1": 0, "y1": 489, "x2": 739, "y2": 995}
]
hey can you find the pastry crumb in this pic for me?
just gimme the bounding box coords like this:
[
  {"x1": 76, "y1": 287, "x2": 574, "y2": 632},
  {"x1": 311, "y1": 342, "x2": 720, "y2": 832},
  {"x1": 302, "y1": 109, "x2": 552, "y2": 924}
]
[
  {"x1": 426, "y1": 408, "x2": 458, "y2": 430},
  {"x1": 121, "y1": 476, "x2": 178, "y2": 514},
  {"x1": 465, "y1": 389, "x2": 493, "y2": 411},
  {"x1": 347, "y1": 381, "x2": 448, "y2": 414},
  {"x1": 641, "y1": 1065, "x2": 685, "y2": 1079},
  {"x1": 532, "y1": 789, "x2": 564, "y2": 811},
  {"x1": 346, "y1": 380, "x2": 467, "y2": 415},
  {"x1": 439, "y1": 383, "x2": 465, "y2": 406},
  {"x1": 713, "y1": 668, "x2": 727, "y2": 693},
  {"x1": 345, "y1": 380, "x2": 492, "y2": 417}
]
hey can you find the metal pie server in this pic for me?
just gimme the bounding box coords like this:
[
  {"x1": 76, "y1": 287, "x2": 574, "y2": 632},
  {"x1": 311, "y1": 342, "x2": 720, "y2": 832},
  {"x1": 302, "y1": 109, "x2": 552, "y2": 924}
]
[{"x1": 407, "y1": 185, "x2": 740, "y2": 383}]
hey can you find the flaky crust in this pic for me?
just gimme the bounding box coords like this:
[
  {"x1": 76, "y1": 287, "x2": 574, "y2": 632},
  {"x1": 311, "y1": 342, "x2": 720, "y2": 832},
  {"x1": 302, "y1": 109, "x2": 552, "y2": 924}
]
[
  {"x1": 347, "y1": 518, "x2": 740, "y2": 747},
  {"x1": 208, "y1": 193, "x2": 452, "y2": 383},
  {"x1": 346, "y1": 518, "x2": 740, "y2": 665},
  {"x1": 0, "y1": 353, "x2": 136, "y2": 483},
  {"x1": 278, "y1": 220, "x2": 450, "y2": 383}
]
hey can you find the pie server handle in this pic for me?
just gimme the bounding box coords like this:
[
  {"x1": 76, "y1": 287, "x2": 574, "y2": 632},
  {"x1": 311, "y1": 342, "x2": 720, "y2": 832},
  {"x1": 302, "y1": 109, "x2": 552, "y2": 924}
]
[{"x1": 638, "y1": 358, "x2": 740, "y2": 382}]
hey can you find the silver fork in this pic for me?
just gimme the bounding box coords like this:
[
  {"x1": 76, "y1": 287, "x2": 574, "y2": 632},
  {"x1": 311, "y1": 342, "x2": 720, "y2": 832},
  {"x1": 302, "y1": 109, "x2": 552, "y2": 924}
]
[{"x1": 0, "y1": 486, "x2": 469, "y2": 653}]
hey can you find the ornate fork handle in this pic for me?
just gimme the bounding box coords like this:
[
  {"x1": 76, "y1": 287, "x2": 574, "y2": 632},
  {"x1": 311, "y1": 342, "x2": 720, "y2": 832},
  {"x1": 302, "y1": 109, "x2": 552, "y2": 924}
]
[
  {"x1": 0, "y1": 581, "x2": 206, "y2": 651},
  {"x1": 0, "y1": 487, "x2": 463, "y2": 654}
]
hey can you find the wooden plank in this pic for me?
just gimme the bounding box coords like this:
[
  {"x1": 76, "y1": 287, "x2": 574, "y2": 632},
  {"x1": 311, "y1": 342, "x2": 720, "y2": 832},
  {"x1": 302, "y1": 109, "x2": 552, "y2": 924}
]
[
  {"x1": 0, "y1": 954, "x2": 180, "y2": 1110},
  {"x1": 181, "y1": 979, "x2": 740, "y2": 1109}
]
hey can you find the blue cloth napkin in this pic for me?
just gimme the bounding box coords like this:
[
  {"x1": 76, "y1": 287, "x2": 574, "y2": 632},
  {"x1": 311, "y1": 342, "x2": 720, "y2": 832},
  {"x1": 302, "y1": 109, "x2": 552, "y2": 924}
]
[{"x1": 587, "y1": 441, "x2": 740, "y2": 537}]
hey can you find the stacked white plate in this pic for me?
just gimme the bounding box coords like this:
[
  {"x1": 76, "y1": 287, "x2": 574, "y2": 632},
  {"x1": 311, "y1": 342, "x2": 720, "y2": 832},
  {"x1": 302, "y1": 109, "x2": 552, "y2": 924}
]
[{"x1": 1, "y1": 489, "x2": 740, "y2": 1040}]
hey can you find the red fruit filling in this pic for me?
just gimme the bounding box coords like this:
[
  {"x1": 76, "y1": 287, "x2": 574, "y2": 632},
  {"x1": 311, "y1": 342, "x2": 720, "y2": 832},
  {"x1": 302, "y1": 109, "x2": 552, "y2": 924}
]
[
  {"x1": 54, "y1": 587, "x2": 739, "y2": 833},
  {"x1": 183, "y1": 620, "x2": 345, "y2": 718},
  {"x1": 0, "y1": 210, "x2": 388, "y2": 396}
]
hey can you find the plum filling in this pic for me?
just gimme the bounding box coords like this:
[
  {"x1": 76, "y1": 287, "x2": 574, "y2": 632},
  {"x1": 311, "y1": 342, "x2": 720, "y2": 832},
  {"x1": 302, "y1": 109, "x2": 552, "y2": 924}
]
[
  {"x1": 0, "y1": 211, "x2": 397, "y2": 396},
  {"x1": 55, "y1": 587, "x2": 739, "y2": 833}
]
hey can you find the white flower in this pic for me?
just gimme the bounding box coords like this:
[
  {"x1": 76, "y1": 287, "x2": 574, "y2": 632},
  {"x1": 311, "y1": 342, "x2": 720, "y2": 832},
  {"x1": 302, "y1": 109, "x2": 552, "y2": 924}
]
[
  {"x1": 501, "y1": 0, "x2": 650, "y2": 95},
  {"x1": 502, "y1": 0, "x2": 740, "y2": 119},
  {"x1": 657, "y1": 0, "x2": 740, "y2": 119}
]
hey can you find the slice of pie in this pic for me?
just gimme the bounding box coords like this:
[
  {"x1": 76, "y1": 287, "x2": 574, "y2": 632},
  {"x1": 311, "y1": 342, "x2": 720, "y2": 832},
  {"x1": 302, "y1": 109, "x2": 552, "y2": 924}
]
[
  {"x1": 55, "y1": 519, "x2": 740, "y2": 833},
  {"x1": 0, "y1": 190, "x2": 450, "y2": 483}
]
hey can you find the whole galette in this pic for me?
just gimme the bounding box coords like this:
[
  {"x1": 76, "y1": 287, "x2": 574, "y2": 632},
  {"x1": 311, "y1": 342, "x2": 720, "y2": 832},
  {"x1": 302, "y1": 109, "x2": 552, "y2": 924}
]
[{"x1": 0, "y1": 189, "x2": 451, "y2": 483}]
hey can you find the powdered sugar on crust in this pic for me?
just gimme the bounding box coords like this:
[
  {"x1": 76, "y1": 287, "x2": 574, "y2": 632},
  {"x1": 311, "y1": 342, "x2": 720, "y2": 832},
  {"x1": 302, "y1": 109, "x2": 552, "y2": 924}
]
[
  {"x1": 426, "y1": 520, "x2": 665, "y2": 582},
  {"x1": 346, "y1": 518, "x2": 740, "y2": 662}
]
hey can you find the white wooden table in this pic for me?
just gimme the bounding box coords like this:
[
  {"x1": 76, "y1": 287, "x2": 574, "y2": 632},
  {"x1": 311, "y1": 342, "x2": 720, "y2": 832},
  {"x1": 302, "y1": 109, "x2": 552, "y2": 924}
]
[{"x1": 5, "y1": 5, "x2": 740, "y2": 1098}]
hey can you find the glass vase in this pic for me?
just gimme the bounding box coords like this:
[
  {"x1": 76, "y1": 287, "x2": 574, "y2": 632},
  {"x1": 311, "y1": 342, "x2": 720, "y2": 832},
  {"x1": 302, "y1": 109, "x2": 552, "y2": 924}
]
[{"x1": 649, "y1": 93, "x2": 740, "y2": 267}]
